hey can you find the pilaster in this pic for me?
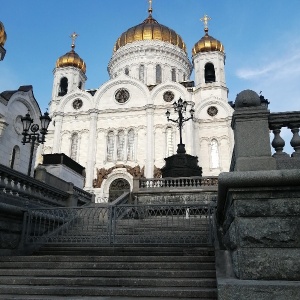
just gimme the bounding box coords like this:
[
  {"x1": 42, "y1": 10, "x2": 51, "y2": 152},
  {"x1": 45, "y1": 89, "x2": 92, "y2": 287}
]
[{"x1": 85, "y1": 110, "x2": 98, "y2": 188}]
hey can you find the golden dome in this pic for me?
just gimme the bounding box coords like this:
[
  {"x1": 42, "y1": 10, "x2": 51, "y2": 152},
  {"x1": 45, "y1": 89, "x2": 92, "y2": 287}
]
[
  {"x1": 0, "y1": 21, "x2": 7, "y2": 47},
  {"x1": 192, "y1": 28, "x2": 224, "y2": 56},
  {"x1": 114, "y1": 14, "x2": 186, "y2": 53},
  {"x1": 56, "y1": 42, "x2": 86, "y2": 73}
]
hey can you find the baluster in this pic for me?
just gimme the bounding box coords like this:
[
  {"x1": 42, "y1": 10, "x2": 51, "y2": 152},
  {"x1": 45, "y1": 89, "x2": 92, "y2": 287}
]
[
  {"x1": 0, "y1": 172, "x2": 6, "y2": 192},
  {"x1": 271, "y1": 126, "x2": 289, "y2": 157},
  {"x1": 6, "y1": 175, "x2": 13, "y2": 194},
  {"x1": 11, "y1": 177, "x2": 19, "y2": 196},
  {"x1": 289, "y1": 124, "x2": 300, "y2": 157}
]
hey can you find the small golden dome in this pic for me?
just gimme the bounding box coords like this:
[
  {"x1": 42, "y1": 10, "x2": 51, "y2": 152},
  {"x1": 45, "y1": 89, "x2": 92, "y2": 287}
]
[
  {"x1": 114, "y1": 15, "x2": 186, "y2": 53},
  {"x1": 56, "y1": 33, "x2": 86, "y2": 73},
  {"x1": 192, "y1": 28, "x2": 224, "y2": 56},
  {"x1": 0, "y1": 21, "x2": 7, "y2": 47},
  {"x1": 56, "y1": 47, "x2": 86, "y2": 73}
]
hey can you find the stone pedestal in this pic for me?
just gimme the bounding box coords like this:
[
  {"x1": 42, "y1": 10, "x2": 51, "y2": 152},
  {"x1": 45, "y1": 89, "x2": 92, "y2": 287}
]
[
  {"x1": 217, "y1": 169, "x2": 300, "y2": 299},
  {"x1": 161, "y1": 144, "x2": 202, "y2": 178}
]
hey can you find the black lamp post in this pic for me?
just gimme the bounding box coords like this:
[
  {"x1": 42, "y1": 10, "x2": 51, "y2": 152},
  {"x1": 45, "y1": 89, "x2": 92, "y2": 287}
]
[
  {"x1": 166, "y1": 98, "x2": 195, "y2": 154},
  {"x1": 21, "y1": 111, "x2": 51, "y2": 176}
]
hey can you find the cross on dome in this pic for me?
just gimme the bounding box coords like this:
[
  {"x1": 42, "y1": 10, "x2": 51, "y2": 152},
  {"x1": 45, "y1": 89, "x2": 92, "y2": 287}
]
[
  {"x1": 70, "y1": 32, "x2": 79, "y2": 49},
  {"x1": 200, "y1": 14, "x2": 211, "y2": 33},
  {"x1": 148, "y1": 0, "x2": 153, "y2": 16}
]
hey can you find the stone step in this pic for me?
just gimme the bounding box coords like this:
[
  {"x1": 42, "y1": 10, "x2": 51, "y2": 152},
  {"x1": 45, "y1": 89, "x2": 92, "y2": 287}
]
[
  {"x1": 0, "y1": 276, "x2": 217, "y2": 288},
  {"x1": 0, "y1": 285, "x2": 217, "y2": 298},
  {"x1": 35, "y1": 246, "x2": 215, "y2": 255},
  {"x1": 0, "y1": 261, "x2": 216, "y2": 270},
  {"x1": 0, "y1": 255, "x2": 215, "y2": 263},
  {"x1": 0, "y1": 296, "x2": 215, "y2": 300},
  {"x1": 0, "y1": 269, "x2": 217, "y2": 278},
  {"x1": 0, "y1": 295, "x2": 215, "y2": 300}
]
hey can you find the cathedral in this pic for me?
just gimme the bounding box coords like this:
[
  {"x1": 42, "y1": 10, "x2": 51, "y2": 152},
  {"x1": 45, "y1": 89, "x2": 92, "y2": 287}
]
[{"x1": 43, "y1": 4, "x2": 234, "y2": 200}]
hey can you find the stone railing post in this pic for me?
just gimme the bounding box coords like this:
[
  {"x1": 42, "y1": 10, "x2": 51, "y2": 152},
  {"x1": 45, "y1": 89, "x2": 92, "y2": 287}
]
[
  {"x1": 132, "y1": 178, "x2": 140, "y2": 194},
  {"x1": 66, "y1": 182, "x2": 77, "y2": 207},
  {"x1": 231, "y1": 90, "x2": 276, "y2": 171}
]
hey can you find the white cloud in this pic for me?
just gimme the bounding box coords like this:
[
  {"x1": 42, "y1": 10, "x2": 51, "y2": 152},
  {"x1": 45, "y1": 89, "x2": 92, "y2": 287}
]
[{"x1": 236, "y1": 52, "x2": 300, "y2": 80}]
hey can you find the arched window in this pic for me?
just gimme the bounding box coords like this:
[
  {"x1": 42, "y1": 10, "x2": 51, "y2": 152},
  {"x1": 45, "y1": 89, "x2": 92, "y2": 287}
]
[
  {"x1": 78, "y1": 81, "x2": 82, "y2": 89},
  {"x1": 156, "y1": 65, "x2": 162, "y2": 84},
  {"x1": 183, "y1": 73, "x2": 186, "y2": 81},
  {"x1": 205, "y1": 63, "x2": 216, "y2": 83},
  {"x1": 171, "y1": 68, "x2": 176, "y2": 82},
  {"x1": 210, "y1": 139, "x2": 220, "y2": 169},
  {"x1": 107, "y1": 131, "x2": 115, "y2": 161},
  {"x1": 58, "y1": 77, "x2": 68, "y2": 96},
  {"x1": 117, "y1": 130, "x2": 125, "y2": 161},
  {"x1": 139, "y1": 65, "x2": 145, "y2": 82},
  {"x1": 125, "y1": 68, "x2": 129, "y2": 76},
  {"x1": 166, "y1": 127, "x2": 174, "y2": 157},
  {"x1": 127, "y1": 129, "x2": 135, "y2": 161},
  {"x1": 70, "y1": 133, "x2": 79, "y2": 161},
  {"x1": 10, "y1": 146, "x2": 20, "y2": 170},
  {"x1": 109, "y1": 178, "x2": 130, "y2": 202}
]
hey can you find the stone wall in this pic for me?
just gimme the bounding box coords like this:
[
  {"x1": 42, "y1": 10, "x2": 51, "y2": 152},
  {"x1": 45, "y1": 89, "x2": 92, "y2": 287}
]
[
  {"x1": 0, "y1": 200, "x2": 24, "y2": 256},
  {"x1": 217, "y1": 169, "x2": 300, "y2": 299}
]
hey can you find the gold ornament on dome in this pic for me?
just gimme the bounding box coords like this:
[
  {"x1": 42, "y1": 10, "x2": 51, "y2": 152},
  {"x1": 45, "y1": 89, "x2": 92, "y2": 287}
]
[
  {"x1": 56, "y1": 32, "x2": 86, "y2": 73},
  {"x1": 113, "y1": 1, "x2": 186, "y2": 53},
  {"x1": 0, "y1": 21, "x2": 7, "y2": 46},
  {"x1": 192, "y1": 14, "x2": 224, "y2": 56}
]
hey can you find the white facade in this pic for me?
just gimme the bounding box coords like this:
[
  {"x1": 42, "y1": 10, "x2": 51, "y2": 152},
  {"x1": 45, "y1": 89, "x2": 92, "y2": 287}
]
[
  {"x1": 0, "y1": 86, "x2": 42, "y2": 175},
  {"x1": 43, "y1": 13, "x2": 234, "y2": 201}
]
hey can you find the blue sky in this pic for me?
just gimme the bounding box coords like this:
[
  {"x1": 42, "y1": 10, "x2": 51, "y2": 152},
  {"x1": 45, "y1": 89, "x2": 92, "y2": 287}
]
[{"x1": 1, "y1": 0, "x2": 300, "y2": 117}]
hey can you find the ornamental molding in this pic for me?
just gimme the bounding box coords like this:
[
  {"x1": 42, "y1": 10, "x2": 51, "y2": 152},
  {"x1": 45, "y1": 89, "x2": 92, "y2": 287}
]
[
  {"x1": 151, "y1": 81, "x2": 190, "y2": 99},
  {"x1": 7, "y1": 95, "x2": 41, "y2": 121},
  {"x1": 0, "y1": 96, "x2": 7, "y2": 105},
  {"x1": 154, "y1": 124, "x2": 165, "y2": 130},
  {"x1": 108, "y1": 40, "x2": 192, "y2": 75},
  {"x1": 94, "y1": 165, "x2": 145, "y2": 192},
  {"x1": 54, "y1": 66, "x2": 87, "y2": 80},
  {"x1": 58, "y1": 91, "x2": 93, "y2": 112},
  {"x1": 195, "y1": 96, "x2": 233, "y2": 115},
  {"x1": 193, "y1": 50, "x2": 225, "y2": 61},
  {"x1": 94, "y1": 76, "x2": 150, "y2": 107}
]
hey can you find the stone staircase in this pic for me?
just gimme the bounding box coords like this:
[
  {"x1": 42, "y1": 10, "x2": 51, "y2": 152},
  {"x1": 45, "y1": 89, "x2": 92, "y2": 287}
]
[{"x1": 0, "y1": 245, "x2": 218, "y2": 299}]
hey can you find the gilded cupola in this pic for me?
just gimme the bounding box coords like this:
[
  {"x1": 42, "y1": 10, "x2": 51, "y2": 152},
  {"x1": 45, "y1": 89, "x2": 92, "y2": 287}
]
[
  {"x1": 192, "y1": 15, "x2": 224, "y2": 56},
  {"x1": 56, "y1": 32, "x2": 86, "y2": 74},
  {"x1": 113, "y1": 2, "x2": 186, "y2": 53},
  {"x1": 0, "y1": 21, "x2": 7, "y2": 47}
]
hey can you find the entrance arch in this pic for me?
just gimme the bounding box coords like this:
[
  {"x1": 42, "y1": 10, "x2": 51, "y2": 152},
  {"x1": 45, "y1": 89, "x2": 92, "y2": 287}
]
[{"x1": 108, "y1": 178, "x2": 130, "y2": 202}]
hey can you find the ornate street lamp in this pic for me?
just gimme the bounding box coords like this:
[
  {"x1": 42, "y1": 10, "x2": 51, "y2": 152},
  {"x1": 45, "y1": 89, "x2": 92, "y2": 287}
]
[
  {"x1": 166, "y1": 98, "x2": 195, "y2": 154},
  {"x1": 21, "y1": 111, "x2": 51, "y2": 176}
]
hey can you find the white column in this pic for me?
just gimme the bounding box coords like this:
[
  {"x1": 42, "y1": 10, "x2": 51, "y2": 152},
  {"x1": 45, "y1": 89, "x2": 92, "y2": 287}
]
[
  {"x1": 124, "y1": 130, "x2": 128, "y2": 162},
  {"x1": 113, "y1": 130, "x2": 118, "y2": 162},
  {"x1": 145, "y1": 106, "x2": 154, "y2": 178},
  {"x1": 134, "y1": 131, "x2": 138, "y2": 163},
  {"x1": 85, "y1": 110, "x2": 98, "y2": 188},
  {"x1": 52, "y1": 114, "x2": 63, "y2": 153}
]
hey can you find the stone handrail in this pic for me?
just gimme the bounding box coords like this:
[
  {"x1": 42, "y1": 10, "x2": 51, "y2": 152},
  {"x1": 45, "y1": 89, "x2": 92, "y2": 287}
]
[
  {"x1": 230, "y1": 93, "x2": 300, "y2": 172},
  {"x1": 0, "y1": 163, "x2": 69, "y2": 207},
  {"x1": 269, "y1": 111, "x2": 300, "y2": 158},
  {"x1": 73, "y1": 186, "x2": 94, "y2": 205},
  {"x1": 34, "y1": 166, "x2": 93, "y2": 206},
  {"x1": 138, "y1": 176, "x2": 218, "y2": 190}
]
